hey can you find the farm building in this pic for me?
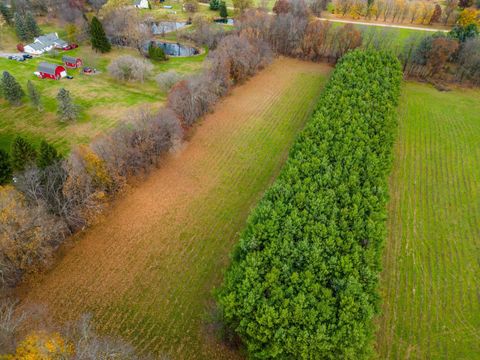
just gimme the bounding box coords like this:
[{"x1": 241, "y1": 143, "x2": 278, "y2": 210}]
[
  {"x1": 24, "y1": 33, "x2": 69, "y2": 55},
  {"x1": 62, "y1": 56, "x2": 82, "y2": 68},
  {"x1": 134, "y1": 0, "x2": 150, "y2": 8},
  {"x1": 35, "y1": 62, "x2": 67, "y2": 80}
]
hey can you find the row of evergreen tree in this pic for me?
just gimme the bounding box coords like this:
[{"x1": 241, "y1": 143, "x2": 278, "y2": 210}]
[
  {"x1": 0, "y1": 137, "x2": 61, "y2": 185},
  {"x1": 216, "y1": 50, "x2": 403, "y2": 359},
  {"x1": 1, "y1": 71, "x2": 78, "y2": 121}
]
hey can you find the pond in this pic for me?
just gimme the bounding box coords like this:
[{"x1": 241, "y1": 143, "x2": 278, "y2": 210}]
[
  {"x1": 152, "y1": 21, "x2": 189, "y2": 35},
  {"x1": 146, "y1": 41, "x2": 199, "y2": 57},
  {"x1": 214, "y1": 18, "x2": 235, "y2": 25}
]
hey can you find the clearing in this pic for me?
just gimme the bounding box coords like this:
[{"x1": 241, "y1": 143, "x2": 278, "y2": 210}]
[
  {"x1": 0, "y1": 24, "x2": 205, "y2": 153},
  {"x1": 377, "y1": 82, "x2": 480, "y2": 359},
  {"x1": 17, "y1": 58, "x2": 332, "y2": 359}
]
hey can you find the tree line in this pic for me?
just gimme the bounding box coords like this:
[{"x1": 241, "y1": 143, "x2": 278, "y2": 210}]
[{"x1": 216, "y1": 50, "x2": 402, "y2": 359}]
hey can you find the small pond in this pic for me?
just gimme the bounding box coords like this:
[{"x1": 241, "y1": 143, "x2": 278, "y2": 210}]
[
  {"x1": 214, "y1": 18, "x2": 235, "y2": 25},
  {"x1": 152, "y1": 21, "x2": 189, "y2": 35},
  {"x1": 146, "y1": 41, "x2": 199, "y2": 57}
]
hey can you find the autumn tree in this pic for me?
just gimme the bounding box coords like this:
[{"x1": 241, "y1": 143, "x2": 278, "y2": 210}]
[
  {"x1": 273, "y1": 0, "x2": 290, "y2": 14},
  {"x1": 444, "y1": 0, "x2": 459, "y2": 24},
  {"x1": 11, "y1": 136, "x2": 37, "y2": 172},
  {"x1": 1, "y1": 71, "x2": 24, "y2": 106},
  {"x1": 90, "y1": 16, "x2": 111, "y2": 52},
  {"x1": 427, "y1": 37, "x2": 459, "y2": 76},
  {"x1": 233, "y1": 0, "x2": 252, "y2": 13},
  {"x1": 458, "y1": 7, "x2": 480, "y2": 26},
  {"x1": 430, "y1": 4, "x2": 442, "y2": 23},
  {"x1": 334, "y1": 23, "x2": 362, "y2": 60},
  {"x1": 57, "y1": 88, "x2": 79, "y2": 122}
]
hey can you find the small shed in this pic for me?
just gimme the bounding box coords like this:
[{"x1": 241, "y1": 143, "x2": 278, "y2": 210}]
[
  {"x1": 36, "y1": 62, "x2": 67, "y2": 80},
  {"x1": 134, "y1": 0, "x2": 150, "y2": 8},
  {"x1": 62, "y1": 55, "x2": 82, "y2": 68}
]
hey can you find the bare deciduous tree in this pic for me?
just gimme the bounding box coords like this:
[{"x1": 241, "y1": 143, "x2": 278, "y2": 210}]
[{"x1": 108, "y1": 56, "x2": 153, "y2": 82}]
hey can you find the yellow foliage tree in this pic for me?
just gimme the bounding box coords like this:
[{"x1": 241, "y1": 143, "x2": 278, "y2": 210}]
[
  {"x1": 77, "y1": 146, "x2": 113, "y2": 192},
  {"x1": 458, "y1": 7, "x2": 480, "y2": 26},
  {"x1": 6, "y1": 331, "x2": 73, "y2": 360}
]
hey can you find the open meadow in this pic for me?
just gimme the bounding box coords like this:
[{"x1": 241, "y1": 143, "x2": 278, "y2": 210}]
[
  {"x1": 377, "y1": 82, "x2": 480, "y2": 359},
  {"x1": 17, "y1": 58, "x2": 332, "y2": 359}
]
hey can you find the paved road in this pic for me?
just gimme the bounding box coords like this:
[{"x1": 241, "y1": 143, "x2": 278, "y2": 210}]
[{"x1": 313, "y1": 17, "x2": 448, "y2": 32}]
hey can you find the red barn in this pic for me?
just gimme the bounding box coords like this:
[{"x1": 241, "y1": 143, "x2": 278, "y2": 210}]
[
  {"x1": 62, "y1": 55, "x2": 82, "y2": 68},
  {"x1": 35, "y1": 62, "x2": 67, "y2": 80}
]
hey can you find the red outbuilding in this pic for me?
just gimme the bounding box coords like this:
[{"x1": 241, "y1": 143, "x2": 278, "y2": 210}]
[
  {"x1": 62, "y1": 55, "x2": 82, "y2": 68},
  {"x1": 35, "y1": 62, "x2": 67, "y2": 80}
]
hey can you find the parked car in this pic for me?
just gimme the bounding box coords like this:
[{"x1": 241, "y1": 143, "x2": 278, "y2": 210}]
[
  {"x1": 22, "y1": 54, "x2": 32, "y2": 59},
  {"x1": 82, "y1": 67, "x2": 94, "y2": 74},
  {"x1": 66, "y1": 75, "x2": 74, "y2": 80},
  {"x1": 69, "y1": 43, "x2": 78, "y2": 49},
  {"x1": 8, "y1": 55, "x2": 25, "y2": 61}
]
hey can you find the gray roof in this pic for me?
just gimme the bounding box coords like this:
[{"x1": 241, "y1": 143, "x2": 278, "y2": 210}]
[
  {"x1": 36, "y1": 33, "x2": 68, "y2": 47},
  {"x1": 38, "y1": 62, "x2": 63, "y2": 75},
  {"x1": 26, "y1": 42, "x2": 45, "y2": 51},
  {"x1": 62, "y1": 55, "x2": 78, "y2": 63}
]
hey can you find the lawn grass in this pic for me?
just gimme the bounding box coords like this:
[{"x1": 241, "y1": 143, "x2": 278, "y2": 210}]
[
  {"x1": 0, "y1": 24, "x2": 206, "y2": 153},
  {"x1": 377, "y1": 82, "x2": 480, "y2": 359}
]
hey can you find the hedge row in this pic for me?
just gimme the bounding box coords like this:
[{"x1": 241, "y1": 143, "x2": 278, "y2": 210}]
[{"x1": 217, "y1": 50, "x2": 402, "y2": 359}]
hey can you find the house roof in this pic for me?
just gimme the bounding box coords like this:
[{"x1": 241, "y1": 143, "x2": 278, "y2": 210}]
[
  {"x1": 62, "y1": 55, "x2": 78, "y2": 63},
  {"x1": 36, "y1": 33, "x2": 68, "y2": 47},
  {"x1": 25, "y1": 42, "x2": 45, "y2": 51},
  {"x1": 38, "y1": 62, "x2": 63, "y2": 75}
]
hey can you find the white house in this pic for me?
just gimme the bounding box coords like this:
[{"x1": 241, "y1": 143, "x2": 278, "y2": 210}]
[
  {"x1": 134, "y1": 0, "x2": 150, "y2": 9},
  {"x1": 24, "y1": 33, "x2": 69, "y2": 55}
]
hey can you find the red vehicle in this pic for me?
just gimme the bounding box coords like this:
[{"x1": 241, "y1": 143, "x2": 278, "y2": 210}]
[
  {"x1": 62, "y1": 43, "x2": 78, "y2": 51},
  {"x1": 35, "y1": 62, "x2": 67, "y2": 80}
]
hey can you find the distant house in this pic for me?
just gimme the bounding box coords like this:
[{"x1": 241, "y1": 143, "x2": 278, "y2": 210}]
[
  {"x1": 35, "y1": 62, "x2": 67, "y2": 80},
  {"x1": 62, "y1": 55, "x2": 82, "y2": 68},
  {"x1": 24, "y1": 33, "x2": 69, "y2": 55},
  {"x1": 134, "y1": 0, "x2": 150, "y2": 9}
]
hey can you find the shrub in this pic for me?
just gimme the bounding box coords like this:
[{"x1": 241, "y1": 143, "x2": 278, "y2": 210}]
[
  {"x1": 216, "y1": 50, "x2": 402, "y2": 359},
  {"x1": 210, "y1": 0, "x2": 220, "y2": 10},
  {"x1": 156, "y1": 71, "x2": 182, "y2": 91},
  {"x1": 148, "y1": 43, "x2": 168, "y2": 61},
  {"x1": 108, "y1": 55, "x2": 153, "y2": 82}
]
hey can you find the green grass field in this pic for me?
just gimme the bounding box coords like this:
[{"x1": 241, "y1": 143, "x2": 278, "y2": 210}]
[
  {"x1": 0, "y1": 25, "x2": 205, "y2": 153},
  {"x1": 377, "y1": 82, "x2": 480, "y2": 359}
]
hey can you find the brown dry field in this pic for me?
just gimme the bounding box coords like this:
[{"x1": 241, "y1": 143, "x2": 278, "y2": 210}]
[{"x1": 17, "y1": 58, "x2": 332, "y2": 358}]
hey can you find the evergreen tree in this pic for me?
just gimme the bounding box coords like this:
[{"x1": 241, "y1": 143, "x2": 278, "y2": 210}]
[
  {"x1": 90, "y1": 16, "x2": 111, "y2": 53},
  {"x1": 27, "y1": 80, "x2": 43, "y2": 111},
  {"x1": 1, "y1": 71, "x2": 24, "y2": 106},
  {"x1": 219, "y1": 1, "x2": 228, "y2": 18},
  {"x1": 11, "y1": 136, "x2": 37, "y2": 172},
  {"x1": 0, "y1": 149, "x2": 12, "y2": 184},
  {"x1": 24, "y1": 11, "x2": 41, "y2": 39},
  {"x1": 37, "y1": 140, "x2": 61, "y2": 169},
  {"x1": 210, "y1": 0, "x2": 220, "y2": 10},
  {"x1": 0, "y1": 3, "x2": 13, "y2": 25},
  {"x1": 56, "y1": 88, "x2": 78, "y2": 122},
  {"x1": 14, "y1": 12, "x2": 28, "y2": 41},
  {"x1": 148, "y1": 43, "x2": 167, "y2": 61}
]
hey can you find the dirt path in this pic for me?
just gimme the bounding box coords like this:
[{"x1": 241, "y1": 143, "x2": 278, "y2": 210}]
[{"x1": 18, "y1": 58, "x2": 331, "y2": 359}]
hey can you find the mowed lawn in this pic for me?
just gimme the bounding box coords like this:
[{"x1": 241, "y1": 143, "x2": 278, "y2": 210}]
[
  {"x1": 18, "y1": 58, "x2": 331, "y2": 359},
  {"x1": 0, "y1": 36, "x2": 206, "y2": 153},
  {"x1": 377, "y1": 82, "x2": 480, "y2": 359}
]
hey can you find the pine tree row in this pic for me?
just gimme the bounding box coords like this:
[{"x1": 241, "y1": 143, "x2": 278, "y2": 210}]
[{"x1": 217, "y1": 50, "x2": 402, "y2": 359}]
